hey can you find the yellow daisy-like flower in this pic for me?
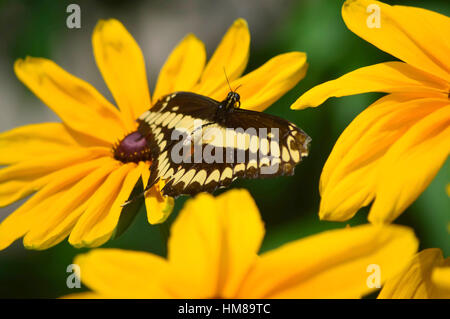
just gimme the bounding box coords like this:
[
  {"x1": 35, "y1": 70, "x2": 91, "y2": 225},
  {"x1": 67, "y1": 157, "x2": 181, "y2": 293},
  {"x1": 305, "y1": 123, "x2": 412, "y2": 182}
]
[
  {"x1": 378, "y1": 248, "x2": 450, "y2": 299},
  {"x1": 0, "y1": 19, "x2": 308, "y2": 250},
  {"x1": 66, "y1": 189, "x2": 418, "y2": 299},
  {"x1": 292, "y1": 0, "x2": 450, "y2": 223}
]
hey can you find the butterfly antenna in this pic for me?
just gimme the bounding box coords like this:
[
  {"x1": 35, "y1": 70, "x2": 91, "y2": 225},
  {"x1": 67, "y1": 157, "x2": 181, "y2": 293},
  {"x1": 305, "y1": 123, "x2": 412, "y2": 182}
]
[
  {"x1": 223, "y1": 67, "x2": 243, "y2": 93},
  {"x1": 223, "y1": 67, "x2": 233, "y2": 92}
]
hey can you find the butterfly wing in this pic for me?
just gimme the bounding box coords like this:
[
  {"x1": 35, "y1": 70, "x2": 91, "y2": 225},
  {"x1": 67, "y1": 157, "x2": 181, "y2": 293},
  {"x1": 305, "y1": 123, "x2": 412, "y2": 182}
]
[
  {"x1": 137, "y1": 92, "x2": 220, "y2": 196},
  {"x1": 222, "y1": 107, "x2": 311, "y2": 179},
  {"x1": 137, "y1": 92, "x2": 311, "y2": 198}
]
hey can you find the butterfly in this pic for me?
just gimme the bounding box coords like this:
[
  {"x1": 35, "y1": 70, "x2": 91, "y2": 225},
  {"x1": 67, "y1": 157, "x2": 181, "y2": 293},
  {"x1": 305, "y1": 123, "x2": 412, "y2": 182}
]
[{"x1": 136, "y1": 91, "x2": 311, "y2": 198}]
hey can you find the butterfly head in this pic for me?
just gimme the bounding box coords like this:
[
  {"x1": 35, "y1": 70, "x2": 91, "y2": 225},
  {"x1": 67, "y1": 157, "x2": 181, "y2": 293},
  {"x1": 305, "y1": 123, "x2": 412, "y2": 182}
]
[
  {"x1": 227, "y1": 91, "x2": 240, "y2": 106},
  {"x1": 222, "y1": 68, "x2": 241, "y2": 110},
  {"x1": 223, "y1": 91, "x2": 241, "y2": 110}
]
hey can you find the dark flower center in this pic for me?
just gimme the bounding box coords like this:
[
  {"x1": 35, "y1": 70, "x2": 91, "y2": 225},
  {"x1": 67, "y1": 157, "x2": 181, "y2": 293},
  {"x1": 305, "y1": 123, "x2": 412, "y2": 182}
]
[{"x1": 113, "y1": 131, "x2": 151, "y2": 163}]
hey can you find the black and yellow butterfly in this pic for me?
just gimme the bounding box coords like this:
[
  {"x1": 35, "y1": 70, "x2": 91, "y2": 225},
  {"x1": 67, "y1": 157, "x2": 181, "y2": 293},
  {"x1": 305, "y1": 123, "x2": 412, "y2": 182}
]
[{"x1": 136, "y1": 91, "x2": 311, "y2": 198}]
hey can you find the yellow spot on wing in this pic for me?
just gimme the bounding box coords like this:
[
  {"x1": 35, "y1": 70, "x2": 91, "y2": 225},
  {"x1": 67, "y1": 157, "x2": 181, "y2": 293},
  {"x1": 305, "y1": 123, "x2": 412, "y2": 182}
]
[
  {"x1": 247, "y1": 159, "x2": 258, "y2": 170},
  {"x1": 234, "y1": 163, "x2": 245, "y2": 173},
  {"x1": 171, "y1": 168, "x2": 186, "y2": 184},
  {"x1": 139, "y1": 110, "x2": 150, "y2": 120},
  {"x1": 178, "y1": 169, "x2": 196, "y2": 185},
  {"x1": 282, "y1": 146, "x2": 290, "y2": 162},
  {"x1": 190, "y1": 170, "x2": 207, "y2": 186},
  {"x1": 167, "y1": 114, "x2": 184, "y2": 129},
  {"x1": 206, "y1": 169, "x2": 220, "y2": 184},
  {"x1": 270, "y1": 140, "x2": 280, "y2": 157},
  {"x1": 162, "y1": 113, "x2": 177, "y2": 127},
  {"x1": 155, "y1": 112, "x2": 171, "y2": 125},
  {"x1": 163, "y1": 168, "x2": 174, "y2": 180},
  {"x1": 249, "y1": 135, "x2": 259, "y2": 153},
  {"x1": 260, "y1": 138, "x2": 269, "y2": 155},
  {"x1": 220, "y1": 167, "x2": 233, "y2": 181},
  {"x1": 290, "y1": 148, "x2": 300, "y2": 162}
]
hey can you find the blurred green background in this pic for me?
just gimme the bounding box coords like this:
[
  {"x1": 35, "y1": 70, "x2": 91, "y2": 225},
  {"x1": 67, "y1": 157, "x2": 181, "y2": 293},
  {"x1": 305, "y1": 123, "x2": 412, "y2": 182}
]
[{"x1": 0, "y1": 0, "x2": 448, "y2": 298}]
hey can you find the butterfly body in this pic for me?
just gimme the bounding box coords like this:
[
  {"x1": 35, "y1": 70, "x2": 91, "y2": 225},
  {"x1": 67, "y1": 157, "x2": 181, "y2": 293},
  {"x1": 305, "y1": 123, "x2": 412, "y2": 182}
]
[{"x1": 137, "y1": 91, "x2": 311, "y2": 198}]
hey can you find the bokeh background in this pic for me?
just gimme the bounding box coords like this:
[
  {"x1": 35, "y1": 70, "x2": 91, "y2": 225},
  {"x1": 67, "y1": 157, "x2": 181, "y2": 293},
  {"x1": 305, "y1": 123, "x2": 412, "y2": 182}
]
[{"x1": 0, "y1": 0, "x2": 448, "y2": 298}]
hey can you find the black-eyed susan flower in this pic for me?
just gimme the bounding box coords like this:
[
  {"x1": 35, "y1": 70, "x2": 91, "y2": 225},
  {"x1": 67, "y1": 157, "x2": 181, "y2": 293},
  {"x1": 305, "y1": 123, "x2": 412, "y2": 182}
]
[
  {"x1": 292, "y1": 0, "x2": 450, "y2": 224},
  {"x1": 66, "y1": 189, "x2": 418, "y2": 299},
  {"x1": 378, "y1": 248, "x2": 450, "y2": 299},
  {"x1": 0, "y1": 19, "x2": 308, "y2": 250}
]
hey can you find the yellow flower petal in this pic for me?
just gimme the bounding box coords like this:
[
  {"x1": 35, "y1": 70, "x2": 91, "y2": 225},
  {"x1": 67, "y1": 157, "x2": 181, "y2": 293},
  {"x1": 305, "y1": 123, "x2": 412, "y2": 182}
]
[
  {"x1": 69, "y1": 162, "x2": 145, "y2": 247},
  {"x1": 14, "y1": 57, "x2": 126, "y2": 144},
  {"x1": 291, "y1": 61, "x2": 447, "y2": 109},
  {"x1": 378, "y1": 248, "x2": 450, "y2": 299},
  {"x1": 0, "y1": 192, "x2": 64, "y2": 250},
  {"x1": 194, "y1": 18, "x2": 250, "y2": 96},
  {"x1": 319, "y1": 164, "x2": 375, "y2": 222},
  {"x1": 0, "y1": 123, "x2": 80, "y2": 165},
  {"x1": 153, "y1": 34, "x2": 206, "y2": 101},
  {"x1": 0, "y1": 147, "x2": 110, "y2": 207},
  {"x1": 369, "y1": 105, "x2": 450, "y2": 224},
  {"x1": 238, "y1": 224, "x2": 418, "y2": 298},
  {"x1": 0, "y1": 157, "x2": 113, "y2": 250},
  {"x1": 25, "y1": 199, "x2": 90, "y2": 251},
  {"x1": 74, "y1": 249, "x2": 170, "y2": 298},
  {"x1": 342, "y1": 0, "x2": 450, "y2": 81},
  {"x1": 145, "y1": 183, "x2": 175, "y2": 225},
  {"x1": 68, "y1": 163, "x2": 137, "y2": 248},
  {"x1": 93, "y1": 19, "x2": 151, "y2": 126},
  {"x1": 141, "y1": 165, "x2": 174, "y2": 225},
  {"x1": 432, "y1": 264, "x2": 450, "y2": 292},
  {"x1": 0, "y1": 147, "x2": 108, "y2": 183},
  {"x1": 319, "y1": 95, "x2": 447, "y2": 221},
  {"x1": 213, "y1": 52, "x2": 308, "y2": 112},
  {"x1": 23, "y1": 160, "x2": 119, "y2": 250},
  {"x1": 167, "y1": 190, "x2": 264, "y2": 298}
]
